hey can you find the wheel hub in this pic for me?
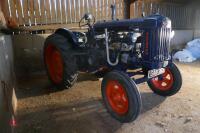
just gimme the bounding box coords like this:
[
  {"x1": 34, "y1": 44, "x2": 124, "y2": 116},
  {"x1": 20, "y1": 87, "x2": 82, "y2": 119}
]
[
  {"x1": 106, "y1": 80, "x2": 129, "y2": 115},
  {"x1": 151, "y1": 68, "x2": 174, "y2": 91}
]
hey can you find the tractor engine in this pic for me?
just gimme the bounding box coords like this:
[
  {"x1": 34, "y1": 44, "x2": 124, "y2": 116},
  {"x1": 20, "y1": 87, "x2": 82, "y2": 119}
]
[
  {"x1": 85, "y1": 30, "x2": 143, "y2": 72},
  {"x1": 92, "y1": 14, "x2": 172, "y2": 70},
  {"x1": 106, "y1": 31, "x2": 142, "y2": 64}
]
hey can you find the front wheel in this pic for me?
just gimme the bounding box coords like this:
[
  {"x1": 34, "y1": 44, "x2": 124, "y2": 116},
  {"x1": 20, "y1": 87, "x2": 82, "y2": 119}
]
[
  {"x1": 147, "y1": 63, "x2": 182, "y2": 96},
  {"x1": 101, "y1": 71, "x2": 142, "y2": 123}
]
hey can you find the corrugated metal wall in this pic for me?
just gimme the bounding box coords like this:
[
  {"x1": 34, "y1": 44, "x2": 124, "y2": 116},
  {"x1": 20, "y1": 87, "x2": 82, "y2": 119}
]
[
  {"x1": 194, "y1": 9, "x2": 200, "y2": 29},
  {"x1": 132, "y1": 1, "x2": 197, "y2": 29}
]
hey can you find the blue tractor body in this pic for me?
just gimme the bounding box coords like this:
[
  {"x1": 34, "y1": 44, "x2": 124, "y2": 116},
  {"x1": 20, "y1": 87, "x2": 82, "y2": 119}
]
[
  {"x1": 44, "y1": 11, "x2": 182, "y2": 123},
  {"x1": 93, "y1": 14, "x2": 172, "y2": 71}
]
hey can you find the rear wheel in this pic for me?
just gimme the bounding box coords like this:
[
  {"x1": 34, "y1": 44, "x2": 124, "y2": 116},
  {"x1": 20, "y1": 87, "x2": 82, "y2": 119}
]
[
  {"x1": 147, "y1": 63, "x2": 182, "y2": 96},
  {"x1": 101, "y1": 71, "x2": 142, "y2": 123},
  {"x1": 44, "y1": 34, "x2": 78, "y2": 90}
]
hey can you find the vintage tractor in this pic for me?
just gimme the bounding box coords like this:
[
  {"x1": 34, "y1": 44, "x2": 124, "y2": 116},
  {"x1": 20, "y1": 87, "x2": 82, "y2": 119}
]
[{"x1": 43, "y1": 8, "x2": 182, "y2": 123}]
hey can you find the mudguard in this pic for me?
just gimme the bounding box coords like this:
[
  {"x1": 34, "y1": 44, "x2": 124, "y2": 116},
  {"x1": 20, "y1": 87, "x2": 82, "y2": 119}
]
[{"x1": 55, "y1": 28, "x2": 79, "y2": 48}]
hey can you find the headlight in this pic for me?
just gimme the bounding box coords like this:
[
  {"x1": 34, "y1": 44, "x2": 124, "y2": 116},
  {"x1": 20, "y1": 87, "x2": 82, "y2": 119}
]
[
  {"x1": 171, "y1": 30, "x2": 175, "y2": 39},
  {"x1": 163, "y1": 18, "x2": 171, "y2": 28}
]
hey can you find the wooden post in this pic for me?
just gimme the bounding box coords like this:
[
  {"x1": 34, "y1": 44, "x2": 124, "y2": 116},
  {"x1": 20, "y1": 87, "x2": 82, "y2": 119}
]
[
  {"x1": 0, "y1": 0, "x2": 18, "y2": 29},
  {"x1": 128, "y1": 0, "x2": 137, "y2": 18},
  {"x1": 0, "y1": 0, "x2": 7, "y2": 28}
]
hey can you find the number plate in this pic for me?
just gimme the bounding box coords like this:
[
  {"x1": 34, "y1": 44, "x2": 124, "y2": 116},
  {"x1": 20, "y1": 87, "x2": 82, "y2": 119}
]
[{"x1": 148, "y1": 68, "x2": 165, "y2": 78}]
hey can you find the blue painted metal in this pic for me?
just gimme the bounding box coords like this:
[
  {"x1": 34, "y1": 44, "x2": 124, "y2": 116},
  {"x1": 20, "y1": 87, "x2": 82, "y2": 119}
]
[
  {"x1": 55, "y1": 28, "x2": 79, "y2": 48},
  {"x1": 94, "y1": 14, "x2": 166, "y2": 31},
  {"x1": 134, "y1": 76, "x2": 149, "y2": 84},
  {"x1": 94, "y1": 14, "x2": 171, "y2": 70},
  {"x1": 67, "y1": 14, "x2": 172, "y2": 84}
]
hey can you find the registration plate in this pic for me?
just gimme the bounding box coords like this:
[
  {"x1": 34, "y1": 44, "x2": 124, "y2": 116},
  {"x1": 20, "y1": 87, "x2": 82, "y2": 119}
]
[{"x1": 148, "y1": 68, "x2": 165, "y2": 78}]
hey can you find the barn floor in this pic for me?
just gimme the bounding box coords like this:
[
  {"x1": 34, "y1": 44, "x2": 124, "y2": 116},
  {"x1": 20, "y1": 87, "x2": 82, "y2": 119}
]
[{"x1": 15, "y1": 62, "x2": 200, "y2": 133}]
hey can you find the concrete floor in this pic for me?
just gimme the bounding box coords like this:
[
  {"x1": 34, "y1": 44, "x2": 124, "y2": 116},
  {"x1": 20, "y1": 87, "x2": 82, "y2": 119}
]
[{"x1": 15, "y1": 62, "x2": 200, "y2": 133}]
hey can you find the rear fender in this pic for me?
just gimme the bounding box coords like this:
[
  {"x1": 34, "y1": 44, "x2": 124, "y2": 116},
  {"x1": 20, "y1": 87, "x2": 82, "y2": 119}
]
[{"x1": 55, "y1": 28, "x2": 79, "y2": 48}]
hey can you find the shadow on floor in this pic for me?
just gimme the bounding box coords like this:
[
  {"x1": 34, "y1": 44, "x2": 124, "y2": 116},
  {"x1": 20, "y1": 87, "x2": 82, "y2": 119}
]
[
  {"x1": 16, "y1": 72, "x2": 166, "y2": 133},
  {"x1": 16, "y1": 92, "x2": 166, "y2": 133},
  {"x1": 16, "y1": 99, "x2": 121, "y2": 133},
  {"x1": 16, "y1": 73, "x2": 99, "y2": 99}
]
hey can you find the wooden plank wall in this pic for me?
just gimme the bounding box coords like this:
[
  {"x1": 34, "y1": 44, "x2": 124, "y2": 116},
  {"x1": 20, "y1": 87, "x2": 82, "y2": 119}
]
[{"x1": 1, "y1": 0, "x2": 127, "y2": 30}]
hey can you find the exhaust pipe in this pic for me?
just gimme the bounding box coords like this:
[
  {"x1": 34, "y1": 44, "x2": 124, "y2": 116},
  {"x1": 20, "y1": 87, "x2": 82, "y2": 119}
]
[{"x1": 111, "y1": 4, "x2": 116, "y2": 20}]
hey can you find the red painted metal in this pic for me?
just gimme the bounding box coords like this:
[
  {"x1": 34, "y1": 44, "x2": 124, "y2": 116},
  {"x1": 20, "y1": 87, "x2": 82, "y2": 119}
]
[
  {"x1": 151, "y1": 68, "x2": 174, "y2": 91},
  {"x1": 106, "y1": 80, "x2": 129, "y2": 115},
  {"x1": 45, "y1": 44, "x2": 63, "y2": 84}
]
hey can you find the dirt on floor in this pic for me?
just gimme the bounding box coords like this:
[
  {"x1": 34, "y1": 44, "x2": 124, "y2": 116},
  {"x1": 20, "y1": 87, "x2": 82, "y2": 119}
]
[{"x1": 15, "y1": 62, "x2": 200, "y2": 133}]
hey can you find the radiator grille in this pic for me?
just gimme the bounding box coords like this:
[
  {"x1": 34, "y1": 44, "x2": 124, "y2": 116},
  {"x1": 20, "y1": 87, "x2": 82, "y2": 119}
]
[{"x1": 157, "y1": 27, "x2": 171, "y2": 61}]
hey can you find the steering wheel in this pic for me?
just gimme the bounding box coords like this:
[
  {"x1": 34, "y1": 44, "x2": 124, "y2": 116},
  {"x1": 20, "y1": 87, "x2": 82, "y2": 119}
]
[{"x1": 79, "y1": 13, "x2": 96, "y2": 28}]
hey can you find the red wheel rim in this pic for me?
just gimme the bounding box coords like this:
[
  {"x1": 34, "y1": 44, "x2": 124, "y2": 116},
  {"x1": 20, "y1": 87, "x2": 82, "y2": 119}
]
[
  {"x1": 151, "y1": 68, "x2": 174, "y2": 91},
  {"x1": 106, "y1": 80, "x2": 129, "y2": 115},
  {"x1": 45, "y1": 44, "x2": 63, "y2": 84}
]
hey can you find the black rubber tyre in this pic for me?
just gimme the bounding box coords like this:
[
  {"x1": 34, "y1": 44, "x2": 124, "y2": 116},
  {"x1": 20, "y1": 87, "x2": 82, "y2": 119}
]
[
  {"x1": 94, "y1": 67, "x2": 111, "y2": 78},
  {"x1": 147, "y1": 63, "x2": 182, "y2": 96},
  {"x1": 101, "y1": 71, "x2": 142, "y2": 123},
  {"x1": 44, "y1": 34, "x2": 78, "y2": 90},
  {"x1": 94, "y1": 71, "x2": 108, "y2": 78}
]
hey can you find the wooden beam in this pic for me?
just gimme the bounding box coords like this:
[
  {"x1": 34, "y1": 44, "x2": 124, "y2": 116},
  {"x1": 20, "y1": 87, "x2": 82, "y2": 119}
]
[
  {"x1": 1, "y1": 23, "x2": 88, "y2": 35},
  {"x1": 19, "y1": 23, "x2": 80, "y2": 31}
]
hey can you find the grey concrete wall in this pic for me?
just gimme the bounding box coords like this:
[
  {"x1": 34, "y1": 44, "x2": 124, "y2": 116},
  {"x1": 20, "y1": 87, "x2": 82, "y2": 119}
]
[
  {"x1": 0, "y1": 35, "x2": 15, "y2": 83},
  {"x1": 194, "y1": 30, "x2": 200, "y2": 39},
  {"x1": 13, "y1": 34, "x2": 49, "y2": 76},
  {"x1": 0, "y1": 34, "x2": 16, "y2": 132},
  {"x1": 171, "y1": 30, "x2": 194, "y2": 50}
]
